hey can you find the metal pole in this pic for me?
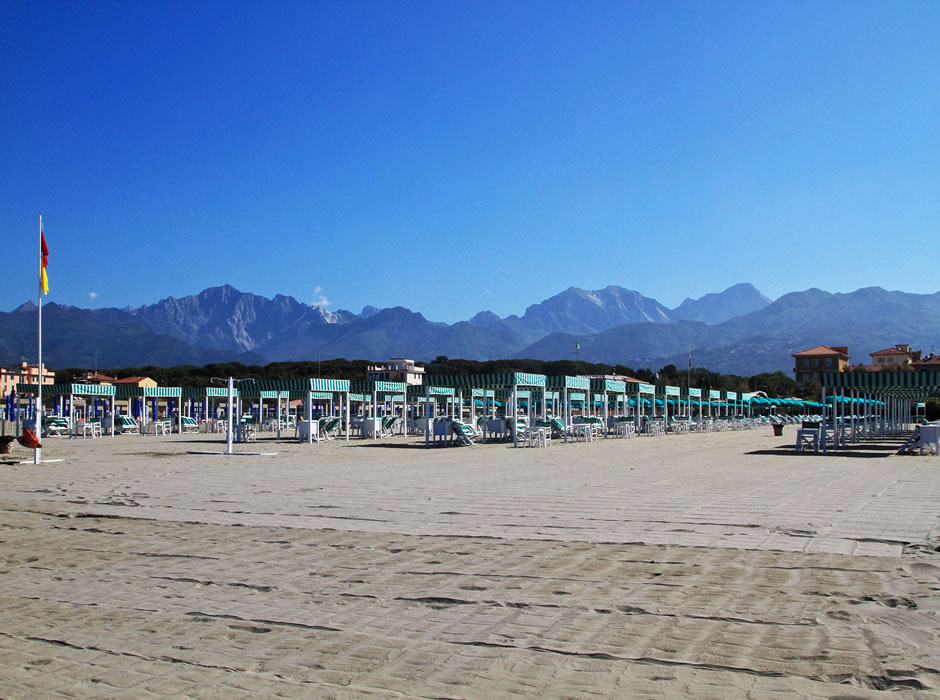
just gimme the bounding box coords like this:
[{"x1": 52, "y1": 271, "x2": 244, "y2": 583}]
[
  {"x1": 226, "y1": 377, "x2": 234, "y2": 454},
  {"x1": 35, "y1": 215, "x2": 43, "y2": 464}
]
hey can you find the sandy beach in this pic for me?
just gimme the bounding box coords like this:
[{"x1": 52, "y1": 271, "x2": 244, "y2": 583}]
[{"x1": 1, "y1": 428, "x2": 938, "y2": 697}]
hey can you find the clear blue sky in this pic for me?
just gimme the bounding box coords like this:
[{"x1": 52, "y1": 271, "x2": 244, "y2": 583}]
[{"x1": 2, "y1": 1, "x2": 938, "y2": 322}]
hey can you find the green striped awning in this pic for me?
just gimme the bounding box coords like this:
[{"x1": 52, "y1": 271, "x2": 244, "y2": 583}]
[
  {"x1": 724, "y1": 391, "x2": 737, "y2": 400},
  {"x1": 624, "y1": 382, "x2": 655, "y2": 394},
  {"x1": 257, "y1": 379, "x2": 307, "y2": 394},
  {"x1": 591, "y1": 378, "x2": 626, "y2": 393},
  {"x1": 664, "y1": 385, "x2": 680, "y2": 396},
  {"x1": 350, "y1": 380, "x2": 408, "y2": 394},
  {"x1": 16, "y1": 383, "x2": 116, "y2": 397},
  {"x1": 256, "y1": 378, "x2": 349, "y2": 394},
  {"x1": 687, "y1": 388, "x2": 702, "y2": 398},
  {"x1": 181, "y1": 386, "x2": 233, "y2": 398},
  {"x1": 822, "y1": 370, "x2": 940, "y2": 399},
  {"x1": 114, "y1": 386, "x2": 182, "y2": 398},
  {"x1": 242, "y1": 390, "x2": 289, "y2": 399},
  {"x1": 425, "y1": 373, "x2": 546, "y2": 389},
  {"x1": 309, "y1": 378, "x2": 350, "y2": 393},
  {"x1": 709, "y1": 389, "x2": 721, "y2": 399},
  {"x1": 146, "y1": 386, "x2": 182, "y2": 398},
  {"x1": 547, "y1": 375, "x2": 590, "y2": 390},
  {"x1": 406, "y1": 385, "x2": 456, "y2": 397}
]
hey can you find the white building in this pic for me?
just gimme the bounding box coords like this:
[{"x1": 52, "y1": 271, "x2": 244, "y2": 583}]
[{"x1": 367, "y1": 358, "x2": 426, "y2": 386}]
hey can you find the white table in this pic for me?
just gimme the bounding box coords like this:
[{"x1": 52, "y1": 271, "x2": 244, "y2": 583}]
[
  {"x1": 297, "y1": 420, "x2": 319, "y2": 442},
  {"x1": 360, "y1": 417, "x2": 383, "y2": 438}
]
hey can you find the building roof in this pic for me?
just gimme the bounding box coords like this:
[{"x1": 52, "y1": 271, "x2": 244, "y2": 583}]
[
  {"x1": 792, "y1": 345, "x2": 849, "y2": 358},
  {"x1": 113, "y1": 376, "x2": 151, "y2": 384},
  {"x1": 870, "y1": 347, "x2": 911, "y2": 356}
]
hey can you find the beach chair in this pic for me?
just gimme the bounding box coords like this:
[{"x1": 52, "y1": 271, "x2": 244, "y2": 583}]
[
  {"x1": 380, "y1": 415, "x2": 399, "y2": 437},
  {"x1": 548, "y1": 417, "x2": 568, "y2": 439},
  {"x1": 451, "y1": 420, "x2": 475, "y2": 446},
  {"x1": 178, "y1": 415, "x2": 199, "y2": 433},
  {"x1": 43, "y1": 416, "x2": 70, "y2": 437},
  {"x1": 118, "y1": 415, "x2": 140, "y2": 434},
  {"x1": 796, "y1": 427, "x2": 819, "y2": 453},
  {"x1": 898, "y1": 425, "x2": 939, "y2": 455},
  {"x1": 326, "y1": 416, "x2": 342, "y2": 439}
]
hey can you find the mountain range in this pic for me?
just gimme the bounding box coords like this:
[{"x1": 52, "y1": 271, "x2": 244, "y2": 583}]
[{"x1": 2, "y1": 282, "x2": 937, "y2": 376}]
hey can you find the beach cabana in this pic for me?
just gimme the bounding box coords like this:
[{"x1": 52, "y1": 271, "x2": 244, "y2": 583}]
[
  {"x1": 707, "y1": 389, "x2": 720, "y2": 420},
  {"x1": 544, "y1": 376, "x2": 591, "y2": 442},
  {"x1": 685, "y1": 387, "x2": 703, "y2": 426},
  {"x1": 590, "y1": 378, "x2": 627, "y2": 437},
  {"x1": 239, "y1": 387, "x2": 291, "y2": 436},
  {"x1": 16, "y1": 382, "x2": 117, "y2": 437},
  {"x1": 115, "y1": 385, "x2": 183, "y2": 434},
  {"x1": 623, "y1": 381, "x2": 656, "y2": 433},
  {"x1": 425, "y1": 372, "x2": 547, "y2": 448},
  {"x1": 822, "y1": 370, "x2": 940, "y2": 452},
  {"x1": 662, "y1": 385, "x2": 681, "y2": 430},
  {"x1": 405, "y1": 385, "x2": 457, "y2": 444},
  {"x1": 258, "y1": 379, "x2": 351, "y2": 442},
  {"x1": 349, "y1": 381, "x2": 408, "y2": 439},
  {"x1": 181, "y1": 386, "x2": 237, "y2": 432}
]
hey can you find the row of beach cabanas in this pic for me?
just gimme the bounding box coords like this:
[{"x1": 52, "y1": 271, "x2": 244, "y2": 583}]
[{"x1": 12, "y1": 372, "x2": 822, "y2": 446}]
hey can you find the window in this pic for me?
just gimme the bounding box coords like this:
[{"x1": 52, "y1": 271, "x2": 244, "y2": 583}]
[
  {"x1": 824, "y1": 358, "x2": 833, "y2": 368},
  {"x1": 801, "y1": 358, "x2": 809, "y2": 368},
  {"x1": 812, "y1": 359, "x2": 819, "y2": 368}
]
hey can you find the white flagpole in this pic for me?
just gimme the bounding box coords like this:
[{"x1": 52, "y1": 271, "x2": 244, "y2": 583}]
[{"x1": 36, "y1": 215, "x2": 43, "y2": 465}]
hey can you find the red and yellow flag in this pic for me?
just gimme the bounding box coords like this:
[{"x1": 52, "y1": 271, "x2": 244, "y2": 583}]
[{"x1": 40, "y1": 228, "x2": 49, "y2": 294}]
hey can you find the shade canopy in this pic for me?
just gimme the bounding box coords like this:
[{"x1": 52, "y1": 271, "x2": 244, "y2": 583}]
[{"x1": 823, "y1": 370, "x2": 940, "y2": 401}]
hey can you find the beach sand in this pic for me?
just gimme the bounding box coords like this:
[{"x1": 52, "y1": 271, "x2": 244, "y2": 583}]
[{"x1": 1, "y1": 428, "x2": 937, "y2": 697}]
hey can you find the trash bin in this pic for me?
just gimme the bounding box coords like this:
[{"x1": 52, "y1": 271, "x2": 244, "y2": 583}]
[{"x1": 772, "y1": 424, "x2": 784, "y2": 437}]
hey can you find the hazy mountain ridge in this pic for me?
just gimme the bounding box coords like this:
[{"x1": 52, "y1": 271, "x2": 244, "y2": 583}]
[
  {"x1": 3, "y1": 283, "x2": 937, "y2": 374},
  {"x1": 518, "y1": 287, "x2": 940, "y2": 374},
  {"x1": 670, "y1": 283, "x2": 771, "y2": 324},
  {"x1": 470, "y1": 282, "x2": 772, "y2": 342}
]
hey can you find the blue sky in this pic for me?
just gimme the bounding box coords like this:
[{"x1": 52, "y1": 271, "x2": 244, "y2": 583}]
[{"x1": 2, "y1": 1, "x2": 938, "y2": 322}]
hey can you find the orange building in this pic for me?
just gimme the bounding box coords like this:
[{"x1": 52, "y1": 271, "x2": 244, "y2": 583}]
[
  {"x1": 792, "y1": 345, "x2": 850, "y2": 384},
  {"x1": 1, "y1": 361, "x2": 55, "y2": 397},
  {"x1": 869, "y1": 344, "x2": 919, "y2": 369}
]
